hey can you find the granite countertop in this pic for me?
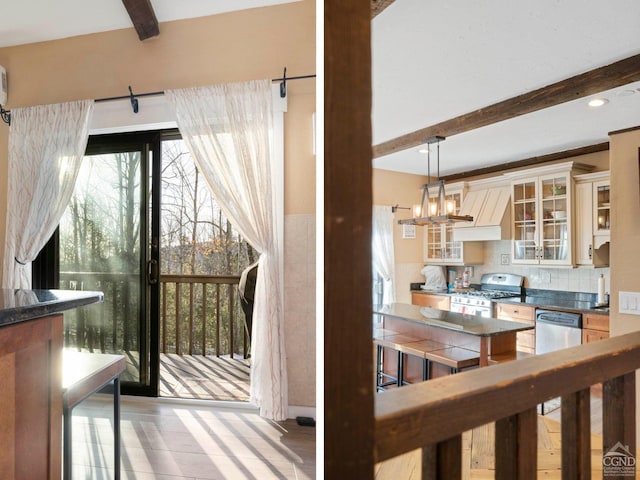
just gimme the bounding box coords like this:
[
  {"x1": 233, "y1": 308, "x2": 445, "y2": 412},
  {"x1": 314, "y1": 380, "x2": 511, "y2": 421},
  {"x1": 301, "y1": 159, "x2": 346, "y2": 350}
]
[
  {"x1": 495, "y1": 295, "x2": 609, "y2": 315},
  {"x1": 0, "y1": 289, "x2": 104, "y2": 328},
  {"x1": 411, "y1": 288, "x2": 609, "y2": 315},
  {"x1": 374, "y1": 303, "x2": 534, "y2": 337}
]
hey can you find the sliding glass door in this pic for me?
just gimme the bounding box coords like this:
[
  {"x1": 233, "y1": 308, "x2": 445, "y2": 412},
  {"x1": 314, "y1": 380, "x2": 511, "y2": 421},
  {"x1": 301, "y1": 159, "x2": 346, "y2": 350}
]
[{"x1": 55, "y1": 132, "x2": 161, "y2": 395}]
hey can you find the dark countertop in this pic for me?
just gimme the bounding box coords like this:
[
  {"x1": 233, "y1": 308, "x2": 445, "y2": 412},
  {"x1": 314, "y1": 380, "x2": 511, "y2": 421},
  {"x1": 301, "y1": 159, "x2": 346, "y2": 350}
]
[
  {"x1": 495, "y1": 295, "x2": 609, "y2": 314},
  {"x1": 374, "y1": 303, "x2": 534, "y2": 337},
  {"x1": 410, "y1": 289, "x2": 609, "y2": 315},
  {"x1": 0, "y1": 289, "x2": 104, "y2": 327}
]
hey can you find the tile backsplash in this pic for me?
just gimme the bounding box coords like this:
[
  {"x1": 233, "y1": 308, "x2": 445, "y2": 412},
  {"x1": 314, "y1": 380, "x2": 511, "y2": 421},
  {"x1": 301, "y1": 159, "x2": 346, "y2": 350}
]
[{"x1": 447, "y1": 240, "x2": 610, "y2": 294}]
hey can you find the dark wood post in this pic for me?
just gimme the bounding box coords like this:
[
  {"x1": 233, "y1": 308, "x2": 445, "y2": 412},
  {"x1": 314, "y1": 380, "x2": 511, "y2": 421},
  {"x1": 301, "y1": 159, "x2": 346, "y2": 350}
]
[{"x1": 325, "y1": 0, "x2": 374, "y2": 476}]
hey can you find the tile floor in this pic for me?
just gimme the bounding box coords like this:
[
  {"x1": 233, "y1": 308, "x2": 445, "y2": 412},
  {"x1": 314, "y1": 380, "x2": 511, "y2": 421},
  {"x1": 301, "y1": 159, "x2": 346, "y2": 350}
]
[{"x1": 69, "y1": 395, "x2": 315, "y2": 479}]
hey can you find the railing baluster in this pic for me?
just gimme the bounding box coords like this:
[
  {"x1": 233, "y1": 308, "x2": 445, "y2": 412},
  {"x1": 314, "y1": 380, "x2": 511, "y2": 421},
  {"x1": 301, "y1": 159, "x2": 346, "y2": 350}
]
[
  {"x1": 175, "y1": 282, "x2": 182, "y2": 355},
  {"x1": 561, "y1": 388, "x2": 591, "y2": 479},
  {"x1": 229, "y1": 286, "x2": 235, "y2": 358},
  {"x1": 603, "y1": 372, "x2": 636, "y2": 465},
  {"x1": 422, "y1": 435, "x2": 462, "y2": 479},
  {"x1": 188, "y1": 282, "x2": 194, "y2": 356},
  {"x1": 201, "y1": 283, "x2": 207, "y2": 356},
  {"x1": 161, "y1": 281, "x2": 167, "y2": 353},
  {"x1": 112, "y1": 282, "x2": 117, "y2": 351},
  {"x1": 495, "y1": 408, "x2": 537, "y2": 480},
  {"x1": 216, "y1": 284, "x2": 221, "y2": 357}
]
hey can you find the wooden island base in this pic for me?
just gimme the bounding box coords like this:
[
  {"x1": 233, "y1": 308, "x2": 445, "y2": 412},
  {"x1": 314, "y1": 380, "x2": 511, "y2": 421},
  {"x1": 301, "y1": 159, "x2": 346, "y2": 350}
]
[
  {"x1": 0, "y1": 314, "x2": 63, "y2": 479},
  {"x1": 374, "y1": 303, "x2": 533, "y2": 386}
]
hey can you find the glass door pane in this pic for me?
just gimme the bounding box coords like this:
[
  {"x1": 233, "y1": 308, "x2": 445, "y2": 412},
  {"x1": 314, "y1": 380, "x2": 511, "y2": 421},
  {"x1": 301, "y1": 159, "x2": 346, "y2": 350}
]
[
  {"x1": 58, "y1": 135, "x2": 158, "y2": 394},
  {"x1": 541, "y1": 176, "x2": 568, "y2": 261},
  {"x1": 595, "y1": 183, "x2": 610, "y2": 233},
  {"x1": 513, "y1": 180, "x2": 537, "y2": 261}
]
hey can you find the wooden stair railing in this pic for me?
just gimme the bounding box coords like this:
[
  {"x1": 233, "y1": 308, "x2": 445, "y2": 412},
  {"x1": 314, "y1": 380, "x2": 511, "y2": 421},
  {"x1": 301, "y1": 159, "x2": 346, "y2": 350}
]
[{"x1": 375, "y1": 331, "x2": 640, "y2": 479}]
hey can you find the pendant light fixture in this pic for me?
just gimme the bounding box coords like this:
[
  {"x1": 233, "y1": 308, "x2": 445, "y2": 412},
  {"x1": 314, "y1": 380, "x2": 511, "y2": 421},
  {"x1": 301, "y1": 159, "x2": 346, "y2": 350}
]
[{"x1": 398, "y1": 136, "x2": 473, "y2": 226}]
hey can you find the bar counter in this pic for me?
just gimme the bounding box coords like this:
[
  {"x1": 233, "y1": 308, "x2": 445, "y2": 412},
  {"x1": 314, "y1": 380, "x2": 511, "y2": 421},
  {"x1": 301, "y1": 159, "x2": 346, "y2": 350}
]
[
  {"x1": 0, "y1": 288, "x2": 103, "y2": 327},
  {"x1": 374, "y1": 303, "x2": 534, "y2": 337},
  {"x1": 374, "y1": 303, "x2": 534, "y2": 370},
  {"x1": 0, "y1": 288, "x2": 103, "y2": 479}
]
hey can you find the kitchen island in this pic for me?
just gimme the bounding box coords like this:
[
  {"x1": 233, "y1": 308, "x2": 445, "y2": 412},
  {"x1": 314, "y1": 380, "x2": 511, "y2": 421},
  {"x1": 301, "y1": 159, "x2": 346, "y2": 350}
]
[
  {"x1": 374, "y1": 303, "x2": 534, "y2": 378},
  {"x1": 0, "y1": 289, "x2": 103, "y2": 480}
]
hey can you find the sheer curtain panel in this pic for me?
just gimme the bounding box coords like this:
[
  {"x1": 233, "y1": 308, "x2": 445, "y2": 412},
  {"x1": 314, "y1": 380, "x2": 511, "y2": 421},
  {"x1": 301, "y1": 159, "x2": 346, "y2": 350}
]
[
  {"x1": 166, "y1": 80, "x2": 286, "y2": 420},
  {"x1": 372, "y1": 205, "x2": 396, "y2": 304},
  {"x1": 2, "y1": 100, "x2": 94, "y2": 289}
]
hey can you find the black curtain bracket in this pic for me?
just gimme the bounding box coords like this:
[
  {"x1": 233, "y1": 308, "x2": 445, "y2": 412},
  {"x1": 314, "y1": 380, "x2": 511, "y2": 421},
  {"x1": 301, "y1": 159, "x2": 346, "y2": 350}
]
[
  {"x1": 271, "y1": 67, "x2": 316, "y2": 98},
  {"x1": 128, "y1": 86, "x2": 139, "y2": 114},
  {"x1": 0, "y1": 105, "x2": 10, "y2": 125},
  {"x1": 279, "y1": 67, "x2": 287, "y2": 98}
]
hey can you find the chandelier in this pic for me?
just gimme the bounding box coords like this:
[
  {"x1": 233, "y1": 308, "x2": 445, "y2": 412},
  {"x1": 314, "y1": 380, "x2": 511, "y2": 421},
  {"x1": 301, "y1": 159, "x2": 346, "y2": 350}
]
[{"x1": 398, "y1": 136, "x2": 473, "y2": 226}]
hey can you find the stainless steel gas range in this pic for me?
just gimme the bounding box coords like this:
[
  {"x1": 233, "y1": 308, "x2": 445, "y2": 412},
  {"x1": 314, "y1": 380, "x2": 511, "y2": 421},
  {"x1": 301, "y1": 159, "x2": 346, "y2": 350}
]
[{"x1": 449, "y1": 273, "x2": 524, "y2": 317}]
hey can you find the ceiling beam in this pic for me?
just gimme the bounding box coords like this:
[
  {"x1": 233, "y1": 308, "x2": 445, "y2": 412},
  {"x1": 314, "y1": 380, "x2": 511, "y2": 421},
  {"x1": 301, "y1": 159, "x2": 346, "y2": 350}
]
[
  {"x1": 442, "y1": 142, "x2": 610, "y2": 182},
  {"x1": 371, "y1": 0, "x2": 396, "y2": 19},
  {"x1": 373, "y1": 53, "x2": 640, "y2": 159},
  {"x1": 121, "y1": 0, "x2": 159, "y2": 41}
]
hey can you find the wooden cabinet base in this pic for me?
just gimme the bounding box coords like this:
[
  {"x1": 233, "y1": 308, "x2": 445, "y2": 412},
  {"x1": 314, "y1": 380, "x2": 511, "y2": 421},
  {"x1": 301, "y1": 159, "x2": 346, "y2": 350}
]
[{"x1": 0, "y1": 315, "x2": 63, "y2": 480}]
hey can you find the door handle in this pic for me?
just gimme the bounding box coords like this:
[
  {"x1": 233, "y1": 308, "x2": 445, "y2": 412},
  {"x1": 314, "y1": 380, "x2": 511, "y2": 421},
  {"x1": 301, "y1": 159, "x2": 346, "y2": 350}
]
[
  {"x1": 147, "y1": 259, "x2": 158, "y2": 285},
  {"x1": 588, "y1": 244, "x2": 592, "y2": 259}
]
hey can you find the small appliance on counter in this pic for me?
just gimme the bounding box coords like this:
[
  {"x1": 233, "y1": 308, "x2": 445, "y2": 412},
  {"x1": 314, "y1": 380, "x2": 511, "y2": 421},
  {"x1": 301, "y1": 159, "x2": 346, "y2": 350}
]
[{"x1": 420, "y1": 265, "x2": 447, "y2": 292}]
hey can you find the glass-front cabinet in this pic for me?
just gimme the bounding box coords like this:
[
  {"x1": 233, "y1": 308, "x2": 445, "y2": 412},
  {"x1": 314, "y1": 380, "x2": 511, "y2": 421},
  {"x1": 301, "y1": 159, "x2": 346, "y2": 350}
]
[
  {"x1": 509, "y1": 162, "x2": 591, "y2": 266},
  {"x1": 575, "y1": 171, "x2": 610, "y2": 267},
  {"x1": 423, "y1": 182, "x2": 483, "y2": 265},
  {"x1": 594, "y1": 180, "x2": 610, "y2": 235}
]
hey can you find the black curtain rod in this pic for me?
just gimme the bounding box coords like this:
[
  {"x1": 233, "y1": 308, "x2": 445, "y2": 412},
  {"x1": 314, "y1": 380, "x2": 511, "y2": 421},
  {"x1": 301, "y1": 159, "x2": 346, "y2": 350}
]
[
  {"x1": 0, "y1": 71, "x2": 316, "y2": 125},
  {"x1": 94, "y1": 73, "x2": 316, "y2": 103}
]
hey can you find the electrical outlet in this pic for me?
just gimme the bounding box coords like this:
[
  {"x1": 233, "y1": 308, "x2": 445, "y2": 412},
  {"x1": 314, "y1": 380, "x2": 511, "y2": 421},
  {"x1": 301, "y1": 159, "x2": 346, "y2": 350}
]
[{"x1": 500, "y1": 254, "x2": 510, "y2": 265}]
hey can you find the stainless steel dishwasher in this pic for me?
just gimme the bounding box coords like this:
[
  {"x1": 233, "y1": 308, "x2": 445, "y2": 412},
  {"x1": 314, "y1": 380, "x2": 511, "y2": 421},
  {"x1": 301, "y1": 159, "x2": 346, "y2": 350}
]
[
  {"x1": 535, "y1": 309, "x2": 582, "y2": 414},
  {"x1": 535, "y1": 309, "x2": 582, "y2": 354}
]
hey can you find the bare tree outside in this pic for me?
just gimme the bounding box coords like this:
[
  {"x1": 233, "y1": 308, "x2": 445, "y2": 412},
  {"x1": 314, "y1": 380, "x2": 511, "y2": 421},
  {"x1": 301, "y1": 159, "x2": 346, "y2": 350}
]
[{"x1": 58, "y1": 136, "x2": 256, "y2": 381}]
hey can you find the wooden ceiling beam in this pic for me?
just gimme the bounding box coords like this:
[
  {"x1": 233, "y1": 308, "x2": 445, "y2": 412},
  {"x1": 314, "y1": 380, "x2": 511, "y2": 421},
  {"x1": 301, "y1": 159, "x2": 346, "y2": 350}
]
[
  {"x1": 442, "y1": 142, "x2": 610, "y2": 182},
  {"x1": 371, "y1": 0, "x2": 396, "y2": 19},
  {"x1": 121, "y1": 0, "x2": 159, "y2": 41},
  {"x1": 373, "y1": 53, "x2": 640, "y2": 159}
]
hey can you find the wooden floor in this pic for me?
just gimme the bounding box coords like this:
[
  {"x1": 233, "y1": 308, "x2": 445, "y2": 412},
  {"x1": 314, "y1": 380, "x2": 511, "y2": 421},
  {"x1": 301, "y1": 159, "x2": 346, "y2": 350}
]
[
  {"x1": 70, "y1": 395, "x2": 315, "y2": 479},
  {"x1": 463, "y1": 416, "x2": 605, "y2": 479},
  {"x1": 160, "y1": 353, "x2": 251, "y2": 402},
  {"x1": 376, "y1": 395, "x2": 633, "y2": 479}
]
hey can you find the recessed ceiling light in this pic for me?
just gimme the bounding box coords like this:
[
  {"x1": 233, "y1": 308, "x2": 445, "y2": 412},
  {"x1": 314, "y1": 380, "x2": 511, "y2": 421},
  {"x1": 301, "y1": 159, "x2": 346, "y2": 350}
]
[
  {"x1": 617, "y1": 89, "x2": 635, "y2": 97},
  {"x1": 418, "y1": 148, "x2": 428, "y2": 154},
  {"x1": 588, "y1": 98, "x2": 609, "y2": 108}
]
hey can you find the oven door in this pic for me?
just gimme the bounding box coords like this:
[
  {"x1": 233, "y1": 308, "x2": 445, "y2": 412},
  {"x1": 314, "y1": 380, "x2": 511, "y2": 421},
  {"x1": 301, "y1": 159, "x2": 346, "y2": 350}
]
[{"x1": 451, "y1": 303, "x2": 491, "y2": 317}]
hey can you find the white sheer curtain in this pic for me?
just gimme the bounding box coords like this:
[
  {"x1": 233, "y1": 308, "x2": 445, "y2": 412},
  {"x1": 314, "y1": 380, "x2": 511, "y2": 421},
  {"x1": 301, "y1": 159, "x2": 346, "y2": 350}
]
[
  {"x1": 2, "y1": 100, "x2": 94, "y2": 289},
  {"x1": 372, "y1": 205, "x2": 396, "y2": 305},
  {"x1": 165, "y1": 80, "x2": 287, "y2": 420}
]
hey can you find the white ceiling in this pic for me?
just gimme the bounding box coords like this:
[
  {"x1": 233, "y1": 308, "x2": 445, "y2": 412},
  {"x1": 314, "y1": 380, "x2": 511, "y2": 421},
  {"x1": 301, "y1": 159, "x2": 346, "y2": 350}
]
[
  {"x1": 372, "y1": 0, "x2": 640, "y2": 176},
  {"x1": 0, "y1": 0, "x2": 299, "y2": 48}
]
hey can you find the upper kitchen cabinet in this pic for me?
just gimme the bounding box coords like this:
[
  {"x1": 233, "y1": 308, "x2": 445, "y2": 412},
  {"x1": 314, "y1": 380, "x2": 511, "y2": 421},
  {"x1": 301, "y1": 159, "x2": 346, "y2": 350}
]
[
  {"x1": 574, "y1": 171, "x2": 610, "y2": 267},
  {"x1": 505, "y1": 162, "x2": 593, "y2": 267},
  {"x1": 423, "y1": 182, "x2": 483, "y2": 265}
]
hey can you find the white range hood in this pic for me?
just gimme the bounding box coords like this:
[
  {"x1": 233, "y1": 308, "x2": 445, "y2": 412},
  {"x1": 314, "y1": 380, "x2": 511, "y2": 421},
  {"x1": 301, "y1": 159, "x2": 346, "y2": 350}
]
[{"x1": 452, "y1": 187, "x2": 511, "y2": 241}]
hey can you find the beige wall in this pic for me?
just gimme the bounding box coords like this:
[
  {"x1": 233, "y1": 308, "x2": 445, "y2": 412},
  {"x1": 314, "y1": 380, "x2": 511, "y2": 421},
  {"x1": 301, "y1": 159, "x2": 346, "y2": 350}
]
[
  {"x1": 609, "y1": 127, "x2": 640, "y2": 336},
  {"x1": 0, "y1": 1, "x2": 316, "y2": 410},
  {"x1": 608, "y1": 126, "x2": 640, "y2": 442},
  {"x1": 373, "y1": 168, "x2": 427, "y2": 303}
]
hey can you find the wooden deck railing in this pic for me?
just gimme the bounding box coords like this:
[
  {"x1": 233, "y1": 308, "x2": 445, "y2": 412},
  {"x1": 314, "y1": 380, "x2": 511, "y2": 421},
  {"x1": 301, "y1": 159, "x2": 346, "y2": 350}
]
[
  {"x1": 59, "y1": 272, "x2": 247, "y2": 358},
  {"x1": 159, "y1": 274, "x2": 246, "y2": 358},
  {"x1": 375, "y1": 331, "x2": 639, "y2": 478}
]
